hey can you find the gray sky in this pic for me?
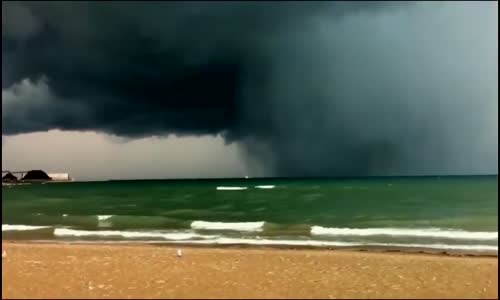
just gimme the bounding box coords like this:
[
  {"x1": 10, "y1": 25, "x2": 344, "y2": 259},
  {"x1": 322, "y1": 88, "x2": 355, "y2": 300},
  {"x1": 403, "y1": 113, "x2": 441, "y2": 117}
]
[
  {"x1": 2, "y1": 1, "x2": 498, "y2": 180},
  {"x1": 2, "y1": 131, "x2": 266, "y2": 181}
]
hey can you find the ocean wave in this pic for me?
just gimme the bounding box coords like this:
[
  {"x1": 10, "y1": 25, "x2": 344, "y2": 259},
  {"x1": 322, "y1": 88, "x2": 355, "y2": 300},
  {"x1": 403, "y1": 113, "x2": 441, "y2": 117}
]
[
  {"x1": 158, "y1": 238, "x2": 499, "y2": 252},
  {"x1": 216, "y1": 186, "x2": 247, "y2": 190},
  {"x1": 97, "y1": 215, "x2": 113, "y2": 221},
  {"x1": 255, "y1": 185, "x2": 275, "y2": 189},
  {"x1": 2, "y1": 224, "x2": 52, "y2": 231},
  {"x1": 46, "y1": 238, "x2": 498, "y2": 252},
  {"x1": 191, "y1": 221, "x2": 265, "y2": 232},
  {"x1": 310, "y1": 226, "x2": 498, "y2": 240},
  {"x1": 54, "y1": 228, "x2": 217, "y2": 240},
  {"x1": 7, "y1": 225, "x2": 494, "y2": 252}
]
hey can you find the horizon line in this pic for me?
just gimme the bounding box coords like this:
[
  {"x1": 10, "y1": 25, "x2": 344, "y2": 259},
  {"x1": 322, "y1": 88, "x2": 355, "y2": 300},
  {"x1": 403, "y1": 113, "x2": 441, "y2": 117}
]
[{"x1": 83, "y1": 174, "x2": 498, "y2": 182}]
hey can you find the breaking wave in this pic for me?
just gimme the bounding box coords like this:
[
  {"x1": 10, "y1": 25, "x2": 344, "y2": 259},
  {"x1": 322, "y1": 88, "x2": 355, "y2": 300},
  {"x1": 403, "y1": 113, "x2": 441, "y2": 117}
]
[
  {"x1": 2, "y1": 224, "x2": 52, "y2": 231},
  {"x1": 97, "y1": 215, "x2": 113, "y2": 221},
  {"x1": 191, "y1": 221, "x2": 265, "y2": 232},
  {"x1": 255, "y1": 185, "x2": 275, "y2": 189},
  {"x1": 310, "y1": 226, "x2": 498, "y2": 240},
  {"x1": 216, "y1": 186, "x2": 247, "y2": 190},
  {"x1": 54, "y1": 228, "x2": 217, "y2": 240}
]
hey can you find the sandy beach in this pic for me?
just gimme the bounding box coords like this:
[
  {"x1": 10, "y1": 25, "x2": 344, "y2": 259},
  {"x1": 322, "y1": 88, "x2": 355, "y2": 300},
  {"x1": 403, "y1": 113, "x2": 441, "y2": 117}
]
[{"x1": 1, "y1": 242, "x2": 497, "y2": 299}]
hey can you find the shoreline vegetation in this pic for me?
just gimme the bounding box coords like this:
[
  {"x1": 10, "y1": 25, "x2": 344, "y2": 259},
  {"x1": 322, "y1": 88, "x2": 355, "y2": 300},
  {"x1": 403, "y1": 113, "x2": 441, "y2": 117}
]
[{"x1": 2, "y1": 241, "x2": 498, "y2": 299}]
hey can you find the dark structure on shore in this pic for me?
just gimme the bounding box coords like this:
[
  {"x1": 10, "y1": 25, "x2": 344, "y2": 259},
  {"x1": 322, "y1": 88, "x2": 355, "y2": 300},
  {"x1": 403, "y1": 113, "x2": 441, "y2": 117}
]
[
  {"x1": 2, "y1": 170, "x2": 71, "y2": 183},
  {"x1": 21, "y1": 170, "x2": 52, "y2": 181},
  {"x1": 2, "y1": 172, "x2": 18, "y2": 181}
]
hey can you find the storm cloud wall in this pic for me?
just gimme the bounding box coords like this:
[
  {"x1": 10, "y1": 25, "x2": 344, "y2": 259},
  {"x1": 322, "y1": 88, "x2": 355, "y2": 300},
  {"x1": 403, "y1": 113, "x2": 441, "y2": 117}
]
[{"x1": 2, "y1": 1, "x2": 498, "y2": 176}]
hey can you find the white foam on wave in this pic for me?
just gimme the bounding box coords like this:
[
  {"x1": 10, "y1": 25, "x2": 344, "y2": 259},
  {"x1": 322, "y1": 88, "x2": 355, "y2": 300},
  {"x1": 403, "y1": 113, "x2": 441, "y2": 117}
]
[
  {"x1": 311, "y1": 226, "x2": 498, "y2": 240},
  {"x1": 255, "y1": 185, "x2": 275, "y2": 189},
  {"x1": 46, "y1": 238, "x2": 498, "y2": 252},
  {"x1": 2, "y1": 224, "x2": 51, "y2": 231},
  {"x1": 191, "y1": 221, "x2": 265, "y2": 232},
  {"x1": 216, "y1": 186, "x2": 247, "y2": 190},
  {"x1": 97, "y1": 215, "x2": 113, "y2": 221},
  {"x1": 47, "y1": 226, "x2": 498, "y2": 252},
  {"x1": 54, "y1": 228, "x2": 217, "y2": 240},
  {"x1": 158, "y1": 238, "x2": 498, "y2": 252}
]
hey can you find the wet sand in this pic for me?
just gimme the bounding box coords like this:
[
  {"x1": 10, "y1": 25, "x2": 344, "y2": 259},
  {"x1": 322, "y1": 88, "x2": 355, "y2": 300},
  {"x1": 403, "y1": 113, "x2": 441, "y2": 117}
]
[{"x1": 2, "y1": 242, "x2": 498, "y2": 299}]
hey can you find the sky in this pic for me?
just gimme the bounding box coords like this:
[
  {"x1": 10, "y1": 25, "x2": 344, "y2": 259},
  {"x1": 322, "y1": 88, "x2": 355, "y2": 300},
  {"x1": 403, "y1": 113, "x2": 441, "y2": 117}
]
[{"x1": 2, "y1": 1, "x2": 498, "y2": 181}]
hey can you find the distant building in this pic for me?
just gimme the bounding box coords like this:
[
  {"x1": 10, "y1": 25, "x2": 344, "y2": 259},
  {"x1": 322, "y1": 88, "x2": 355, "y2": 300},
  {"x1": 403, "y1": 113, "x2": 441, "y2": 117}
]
[
  {"x1": 21, "y1": 170, "x2": 52, "y2": 181},
  {"x1": 2, "y1": 172, "x2": 18, "y2": 181},
  {"x1": 2, "y1": 170, "x2": 72, "y2": 183},
  {"x1": 47, "y1": 173, "x2": 71, "y2": 181}
]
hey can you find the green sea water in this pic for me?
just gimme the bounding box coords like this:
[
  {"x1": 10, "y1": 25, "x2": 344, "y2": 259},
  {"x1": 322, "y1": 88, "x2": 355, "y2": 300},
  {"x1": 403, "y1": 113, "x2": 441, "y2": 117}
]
[{"x1": 2, "y1": 176, "x2": 498, "y2": 252}]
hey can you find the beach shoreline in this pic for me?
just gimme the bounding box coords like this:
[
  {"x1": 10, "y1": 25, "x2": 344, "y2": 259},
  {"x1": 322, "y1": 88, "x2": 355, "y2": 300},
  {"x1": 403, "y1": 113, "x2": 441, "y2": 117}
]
[
  {"x1": 2, "y1": 238, "x2": 498, "y2": 258},
  {"x1": 2, "y1": 241, "x2": 498, "y2": 299}
]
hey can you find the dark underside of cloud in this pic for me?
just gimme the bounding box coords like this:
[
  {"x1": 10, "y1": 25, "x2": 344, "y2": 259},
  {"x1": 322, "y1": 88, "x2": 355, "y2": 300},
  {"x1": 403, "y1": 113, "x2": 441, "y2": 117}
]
[{"x1": 2, "y1": 1, "x2": 498, "y2": 176}]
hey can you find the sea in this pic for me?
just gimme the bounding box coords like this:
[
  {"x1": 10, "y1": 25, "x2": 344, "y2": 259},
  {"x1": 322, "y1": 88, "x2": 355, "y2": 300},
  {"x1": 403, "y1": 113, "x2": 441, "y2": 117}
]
[{"x1": 2, "y1": 176, "x2": 498, "y2": 254}]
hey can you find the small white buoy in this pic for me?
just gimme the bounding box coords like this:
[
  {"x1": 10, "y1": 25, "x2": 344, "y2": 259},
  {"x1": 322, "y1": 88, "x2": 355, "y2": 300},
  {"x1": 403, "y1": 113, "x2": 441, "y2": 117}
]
[
  {"x1": 2, "y1": 250, "x2": 6, "y2": 259},
  {"x1": 176, "y1": 249, "x2": 183, "y2": 258}
]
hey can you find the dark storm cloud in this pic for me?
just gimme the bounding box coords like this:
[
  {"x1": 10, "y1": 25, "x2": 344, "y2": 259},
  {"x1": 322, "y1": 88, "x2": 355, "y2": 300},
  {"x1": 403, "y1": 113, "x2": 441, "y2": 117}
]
[{"x1": 2, "y1": 1, "x2": 498, "y2": 176}]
